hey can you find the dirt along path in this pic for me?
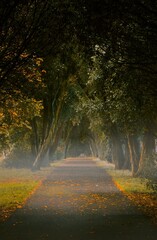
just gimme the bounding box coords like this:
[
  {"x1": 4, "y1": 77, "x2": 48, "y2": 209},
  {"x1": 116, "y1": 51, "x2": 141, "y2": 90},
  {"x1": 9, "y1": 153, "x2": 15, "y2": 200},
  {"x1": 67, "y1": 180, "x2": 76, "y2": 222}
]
[{"x1": 0, "y1": 158, "x2": 157, "y2": 240}]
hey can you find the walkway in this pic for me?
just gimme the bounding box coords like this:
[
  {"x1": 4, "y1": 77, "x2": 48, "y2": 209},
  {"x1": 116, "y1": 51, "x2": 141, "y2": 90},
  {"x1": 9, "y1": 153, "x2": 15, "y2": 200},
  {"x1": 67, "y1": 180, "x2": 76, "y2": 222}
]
[{"x1": 0, "y1": 158, "x2": 157, "y2": 240}]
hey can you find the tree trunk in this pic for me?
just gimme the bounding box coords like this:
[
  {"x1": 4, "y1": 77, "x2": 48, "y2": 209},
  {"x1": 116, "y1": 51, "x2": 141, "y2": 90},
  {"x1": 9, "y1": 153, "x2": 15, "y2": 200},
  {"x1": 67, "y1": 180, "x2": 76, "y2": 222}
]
[
  {"x1": 63, "y1": 124, "x2": 73, "y2": 159},
  {"x1": 64, "y1": 138, "x2": 70, "y2": 159},
  {"x1": 32, "y1": 140, "x2": 48, "y2": 170},
  {"x1": 127, "y1": 135, "x2": 140, "y2": 176},
  {"x1": 137, "y1": 131, "x2": 155, "y2": 176},
  {"x1": 89, "y1": 138, "x2": 99, "y2": 158},
  {"x1": 123, "y1": 139, "x2": 131, "y2": 170},
  {"x1": 111, "y1": 136, "x2": 125, "y2": 169},
  {"x1": 32, "y1": 81, "x2": 67, "y2": 170},
  {"x1": 110, "y1": 125, "x2": 125, "y2": 170},
  {"x1": 41, "y1": 148, "x2": 50, "y2": 167},
  {"x1": 49, "y1": 125, "x2": 63, "y2": 160}
]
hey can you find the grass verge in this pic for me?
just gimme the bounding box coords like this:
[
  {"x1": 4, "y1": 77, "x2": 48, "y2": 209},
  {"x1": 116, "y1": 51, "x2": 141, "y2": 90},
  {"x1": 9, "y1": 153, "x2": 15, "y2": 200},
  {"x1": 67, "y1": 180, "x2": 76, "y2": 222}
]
[
  {"x1": 0, "y1": 166, "x2": 52, "y2": 222},
  {"x1": 0, "y1": 181, "x2": 40, "y2": 222},
  {"x1": 107, "y1": 169, "x2": 157, "y2": 224}
]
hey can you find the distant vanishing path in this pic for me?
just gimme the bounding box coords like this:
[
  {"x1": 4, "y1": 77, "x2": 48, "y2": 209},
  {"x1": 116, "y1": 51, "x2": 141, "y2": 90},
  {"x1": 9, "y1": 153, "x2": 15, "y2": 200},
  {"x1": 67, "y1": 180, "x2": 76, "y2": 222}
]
[{"x1": 0, "y1": 158, "x2": 157, "y2": 240}]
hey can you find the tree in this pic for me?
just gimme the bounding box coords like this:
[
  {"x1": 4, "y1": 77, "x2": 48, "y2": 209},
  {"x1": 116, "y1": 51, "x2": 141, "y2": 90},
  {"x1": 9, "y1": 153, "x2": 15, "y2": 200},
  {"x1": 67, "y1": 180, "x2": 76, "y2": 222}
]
[
  {"x1": 31, "y1": 39, "x2": 90, "y2": 169},
  {"x1": 1, "y1": 0, "x2": 157, "y2": 175},
  {"x1": 86, "y1": 47, "x2": 157, "y2": 175}
]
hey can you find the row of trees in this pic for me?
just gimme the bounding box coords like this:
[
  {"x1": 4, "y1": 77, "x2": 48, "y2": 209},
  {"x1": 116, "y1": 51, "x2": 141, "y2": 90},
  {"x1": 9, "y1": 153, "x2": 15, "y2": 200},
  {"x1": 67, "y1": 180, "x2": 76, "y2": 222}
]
[
  {"x1": 0, "y1": 0, "x2": 87, "y2": 167},
  {"x1": 83, "y1": 0, "x2": 157, "y2": 176},
  {"x1": 0, "y1": 1, "x2": 157, "y2": 177},
  {"x1": 78, "y1": 51, "x2": 157, "y2": 177}
]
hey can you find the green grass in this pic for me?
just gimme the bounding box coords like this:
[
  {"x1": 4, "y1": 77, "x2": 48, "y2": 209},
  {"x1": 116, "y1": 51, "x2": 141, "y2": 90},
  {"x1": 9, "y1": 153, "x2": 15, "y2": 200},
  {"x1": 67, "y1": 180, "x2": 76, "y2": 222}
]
[
  {"x1": 0, "y1": 166, "x2": 52, "y2": 222},
  {"x1": 0, "y1": 181, "x2": 39, "y2": 222},
  {"x1": 0, "y1": 181, "x2": 38, "y2": 207},
  {"x1": 107, "y1": 169, "x2": 153, "y2": 193},
  {"x1": 107, "y1": 169, "x2": 157, "y2": 223}
]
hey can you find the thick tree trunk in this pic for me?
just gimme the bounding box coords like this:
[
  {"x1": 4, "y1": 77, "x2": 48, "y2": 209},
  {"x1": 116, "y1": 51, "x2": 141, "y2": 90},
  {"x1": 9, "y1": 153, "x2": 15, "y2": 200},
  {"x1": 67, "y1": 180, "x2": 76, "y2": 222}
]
[
  {"x1": 32, "y1": 123, "x2": 63, "y2": 170},
  {"x1": 63, "y1": 125, "x2": 73, "y2": 159},
  {"x1": 110, "y1": 125, "x2": 125, "y2": 169},
  {"x1": 64, "y1": 142, "x2": 69, "y2": 159},
  {"x1": 88, "y1": 138, "x2": 99, "y2": 158},
  {"x1": 32, "y1": 140, "x2": 48, "y2": 170},
  {"x1": 41, "y1": 148, "x2": 50, "y2": 167},
  {"x1": 111, "y1": 136, "x2": 125, "y2": 169},
  {"x1": 49, "y1": 125, "x2": 63, "y2": 160},
  {"x1": 127, "y1": 135, "x2": 140, "y2": 176},
  {"x1": 64, "y1": 138, "x2": 71, "y2": 159},
  {"x1": 32, "y1": 98, "x2": 54, "y2": 170},
  {"x1": 137, "y1": 131, "x2": 155, "y2": 176},
  {"x1": 32, "y1": 82, "x2": 67, "y2": 170},
  {"x1": 123, "y1": 139, "x2": 131, "y2": 170}
]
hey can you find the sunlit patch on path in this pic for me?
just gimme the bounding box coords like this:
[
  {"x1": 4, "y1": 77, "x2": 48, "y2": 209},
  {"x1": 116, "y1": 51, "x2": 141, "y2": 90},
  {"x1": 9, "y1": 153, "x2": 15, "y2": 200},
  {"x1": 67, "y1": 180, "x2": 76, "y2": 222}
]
[{"x1": 0, "y1": 158, "x2": 157, "y2": 240}]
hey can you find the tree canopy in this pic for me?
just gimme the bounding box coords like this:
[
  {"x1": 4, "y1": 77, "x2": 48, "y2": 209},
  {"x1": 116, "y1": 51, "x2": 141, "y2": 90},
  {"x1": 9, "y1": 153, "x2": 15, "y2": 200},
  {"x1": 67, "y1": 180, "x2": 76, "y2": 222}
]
[{"x1": 0, "y1": 0, "x2": 157, "y2": 177}]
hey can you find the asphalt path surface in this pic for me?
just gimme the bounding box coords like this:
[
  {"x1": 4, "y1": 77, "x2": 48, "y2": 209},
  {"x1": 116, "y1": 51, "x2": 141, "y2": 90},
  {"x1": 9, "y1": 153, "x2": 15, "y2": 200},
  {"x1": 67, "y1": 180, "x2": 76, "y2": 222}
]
[{"x1": 0, "y1": 158, "x2": 157, "y2": 240}]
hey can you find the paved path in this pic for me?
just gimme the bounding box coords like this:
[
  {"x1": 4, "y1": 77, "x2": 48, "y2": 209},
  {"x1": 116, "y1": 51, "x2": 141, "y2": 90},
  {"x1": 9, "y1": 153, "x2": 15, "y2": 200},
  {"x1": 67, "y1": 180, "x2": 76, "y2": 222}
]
[{"x1": 0, "y1": 158, "x2": 157, "y2": 240}]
